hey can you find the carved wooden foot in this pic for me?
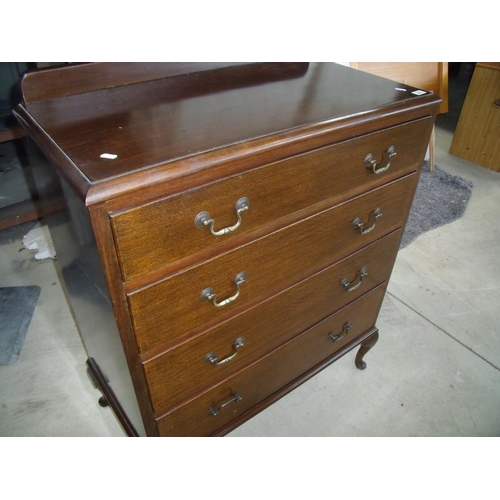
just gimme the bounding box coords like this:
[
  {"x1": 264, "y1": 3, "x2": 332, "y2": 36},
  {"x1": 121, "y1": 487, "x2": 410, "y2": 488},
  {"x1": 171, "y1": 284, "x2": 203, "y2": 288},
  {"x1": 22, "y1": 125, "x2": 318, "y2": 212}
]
[
  {"x1": 355, "y1": 330, "x2": 379, "y2": 370},
  {"x1": 86, "y1": 358, "x2": 139, "y2": 436},
  {"x1": 98, "y1": 396, "x2": 110, "y2": 407}
]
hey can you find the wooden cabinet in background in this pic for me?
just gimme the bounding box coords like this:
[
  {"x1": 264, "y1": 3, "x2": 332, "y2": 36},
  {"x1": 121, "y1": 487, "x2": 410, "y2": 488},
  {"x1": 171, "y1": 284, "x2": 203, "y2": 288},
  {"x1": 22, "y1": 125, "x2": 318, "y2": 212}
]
[
  {"x1": 350, "y1": 63, "x2": 448, "y2": 114},
  {"x1": 449, "y1": 62, "x2": 500, "y2": 172}
]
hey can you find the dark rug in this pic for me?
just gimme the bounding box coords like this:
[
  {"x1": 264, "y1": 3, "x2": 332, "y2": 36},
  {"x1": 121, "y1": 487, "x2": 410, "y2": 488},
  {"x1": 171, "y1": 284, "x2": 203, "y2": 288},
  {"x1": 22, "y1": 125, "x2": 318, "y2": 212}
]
[
  {"x1": 401, "y1": 162, "x2": 473, "y2": 248},
  {"x1": 0, "y1": 286, "x2": 41, "y2": 365}
]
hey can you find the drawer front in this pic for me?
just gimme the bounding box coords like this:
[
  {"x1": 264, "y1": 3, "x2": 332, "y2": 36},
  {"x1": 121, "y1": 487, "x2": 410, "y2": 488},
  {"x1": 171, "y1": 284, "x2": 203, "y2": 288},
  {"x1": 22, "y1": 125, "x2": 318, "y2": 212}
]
[
  {"x1": 128, "y1": 174, "x2": 416, "y2": 353},
  {"x1": 112, "y1": 117, "x2": 432, "y2": 281},
  {"x1": 144, "y1": 231, "x2": 401, "y2": 413},
  {"x1": 155, "y1": 284, "x2": 386, "y2": 436}
]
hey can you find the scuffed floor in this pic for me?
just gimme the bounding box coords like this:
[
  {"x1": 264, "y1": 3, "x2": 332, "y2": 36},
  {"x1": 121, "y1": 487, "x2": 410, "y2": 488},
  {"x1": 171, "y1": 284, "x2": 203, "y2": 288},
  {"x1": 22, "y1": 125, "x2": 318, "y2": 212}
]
[
  {"x1": 0, "y1": 220, "x2": 123, "y2": 436},
  {"x1": 21, "y1": 222, "x2": 56, "y2": 260}
]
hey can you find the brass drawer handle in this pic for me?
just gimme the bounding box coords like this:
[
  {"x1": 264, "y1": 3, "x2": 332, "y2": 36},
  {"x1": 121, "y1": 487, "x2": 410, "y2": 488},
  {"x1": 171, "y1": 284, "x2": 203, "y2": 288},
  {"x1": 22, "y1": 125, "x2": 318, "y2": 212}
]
[
  {"x1": 195, "y1": 197, "x2": 250, "y2": 236},
  {"x1": 364, "y1": 145, "x2": 396, "y2": 174},
  {"x1": 328, "y1": 322, "x2": 352, "y2": 342},
  {"x1": 341, "y1": 267, "x2": 367, "y2": 292},
  {"x1": 205, "y1": 337, "x2": 245, "y2": 365},
  {"x1": 209, "y1": 392, "x2": 243, "y2": 416},
  {"x1": 352, "y1": 208, "x2": 382, "y2": 234},
  {"x1": 201, "y1": 272, "x2": 247, "y2": 307}
]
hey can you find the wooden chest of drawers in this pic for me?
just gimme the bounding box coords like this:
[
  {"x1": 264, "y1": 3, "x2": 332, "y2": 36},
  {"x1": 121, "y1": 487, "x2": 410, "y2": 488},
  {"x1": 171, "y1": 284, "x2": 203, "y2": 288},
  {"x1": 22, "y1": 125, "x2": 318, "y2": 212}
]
[{"x1": 15, "y1": 62, "x2": 440, "y2": 436}]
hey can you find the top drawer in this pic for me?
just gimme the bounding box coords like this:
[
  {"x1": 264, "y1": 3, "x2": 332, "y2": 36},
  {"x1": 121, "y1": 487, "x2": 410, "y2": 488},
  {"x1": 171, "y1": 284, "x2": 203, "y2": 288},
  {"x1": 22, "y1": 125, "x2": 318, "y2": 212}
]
[{"x1": 111, "y1": 117, "x2": 432, "y2": 281}]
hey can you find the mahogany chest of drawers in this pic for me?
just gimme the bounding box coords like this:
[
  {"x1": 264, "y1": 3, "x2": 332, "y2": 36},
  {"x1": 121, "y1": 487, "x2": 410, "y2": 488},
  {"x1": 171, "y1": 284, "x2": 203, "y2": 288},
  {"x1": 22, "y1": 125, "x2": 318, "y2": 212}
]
[{"x1": 15, "y1": 62, "x2": 440, "y2": 436}]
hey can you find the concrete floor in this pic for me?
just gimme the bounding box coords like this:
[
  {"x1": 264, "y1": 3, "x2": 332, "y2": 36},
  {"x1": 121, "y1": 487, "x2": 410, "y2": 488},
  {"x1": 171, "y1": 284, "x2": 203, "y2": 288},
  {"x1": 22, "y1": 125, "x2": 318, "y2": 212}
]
[{"x1": 1, "y1": 76, "x2": 499, "y2": 437}]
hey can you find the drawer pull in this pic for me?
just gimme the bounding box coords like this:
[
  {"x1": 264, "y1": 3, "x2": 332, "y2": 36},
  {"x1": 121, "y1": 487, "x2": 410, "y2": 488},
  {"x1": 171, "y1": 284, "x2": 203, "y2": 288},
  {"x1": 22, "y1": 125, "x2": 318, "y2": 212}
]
[
  {"x1": 341, "y1": 268, "x2": 367, "y2": 292},
  {"x1": 352, "y1": 208, "x2": 382, "y2": 234},
  {"x1": 364, "y1": 145, "x2": 396, "y2": 174},
  {"x1": 195, "y1": 197, "x2": 250, "y2": 236},
  {"x1": 328, "y1": 322, "x2": 353, "y2": 342},
  {"x1": 201, "y1": 272, "x2": 247, "y2": 307},
  {"x1": 209, "y1": 392, "x2": 243, "y2": 416},
  {"x1": 205, "y1": 337, "x2": 245, "y2": 365}
]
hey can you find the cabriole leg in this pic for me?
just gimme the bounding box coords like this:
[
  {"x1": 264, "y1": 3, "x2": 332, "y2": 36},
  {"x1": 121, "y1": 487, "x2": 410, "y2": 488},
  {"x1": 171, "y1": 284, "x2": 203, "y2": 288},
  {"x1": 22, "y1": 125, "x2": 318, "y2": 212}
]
[{"x1": 355, "y1": 330, "x2": 379, "y2": 370}]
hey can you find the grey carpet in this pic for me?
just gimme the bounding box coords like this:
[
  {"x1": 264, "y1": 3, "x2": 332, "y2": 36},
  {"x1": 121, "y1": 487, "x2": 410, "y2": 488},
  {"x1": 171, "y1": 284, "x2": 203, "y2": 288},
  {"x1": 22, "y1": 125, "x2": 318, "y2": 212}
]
[
  {"x1": 0, "y1": 286, "x2": 41, "y2": 365},
  {"x1": 401, "y1": 162, "x2": 473, "y2": 248}
]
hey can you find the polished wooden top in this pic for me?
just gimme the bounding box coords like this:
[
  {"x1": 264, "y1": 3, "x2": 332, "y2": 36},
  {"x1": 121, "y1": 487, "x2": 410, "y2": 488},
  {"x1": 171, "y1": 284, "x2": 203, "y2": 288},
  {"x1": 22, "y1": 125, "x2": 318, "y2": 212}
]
[{"x1": 15, "y1": 62, "x2": 441, "y2": 204}]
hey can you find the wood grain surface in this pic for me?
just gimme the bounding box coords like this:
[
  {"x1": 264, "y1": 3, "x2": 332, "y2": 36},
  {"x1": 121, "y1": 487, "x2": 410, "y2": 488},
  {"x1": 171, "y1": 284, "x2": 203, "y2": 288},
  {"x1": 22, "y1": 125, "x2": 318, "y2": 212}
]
[
  {"x1": 449, "y1": 63, "x2": 500, "y2": 171},
  {"x1": 144, "y1": 231, "x2": 400, "y2": 413},
  {"x1": 155, "y1": 286, "x2": 386, "y2": 436},
  {"x1": 111, "y1": 117, "x2": 432, "y2": 281},
  {"x1": 127, "y1": 175, "x2": 416, "y2": 353}
]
